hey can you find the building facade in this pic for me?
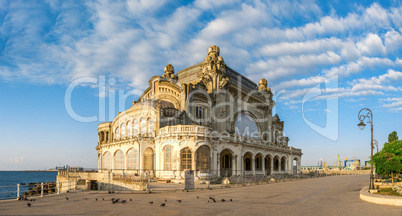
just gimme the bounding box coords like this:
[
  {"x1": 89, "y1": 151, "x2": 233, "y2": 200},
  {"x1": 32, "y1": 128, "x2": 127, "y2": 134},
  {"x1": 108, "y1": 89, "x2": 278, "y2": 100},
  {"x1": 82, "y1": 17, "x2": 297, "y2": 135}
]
[{"x1": 96, "y1": 45, "x2": 302, "y2": 180}]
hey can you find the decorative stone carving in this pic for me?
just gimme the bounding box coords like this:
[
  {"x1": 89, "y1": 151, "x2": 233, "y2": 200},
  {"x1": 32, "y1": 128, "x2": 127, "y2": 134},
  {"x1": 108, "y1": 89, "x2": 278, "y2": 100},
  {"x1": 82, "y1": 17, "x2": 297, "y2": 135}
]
[
  {"x1": 198, "y1": 45, "x2": 229, "y2": 93},
  {"x1": 162, "y1": 64, "x2": 177, "y2": 79},
  {"x1": 258, "y1": 78, "x2": 271, "y2": 92}
]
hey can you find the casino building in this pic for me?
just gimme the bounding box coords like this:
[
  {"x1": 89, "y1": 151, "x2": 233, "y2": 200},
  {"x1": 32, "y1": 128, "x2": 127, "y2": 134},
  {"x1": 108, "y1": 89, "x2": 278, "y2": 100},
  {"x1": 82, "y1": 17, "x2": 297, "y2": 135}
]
[{"x1": 96, "y1": 45, "x2": 302, "y2": 180}]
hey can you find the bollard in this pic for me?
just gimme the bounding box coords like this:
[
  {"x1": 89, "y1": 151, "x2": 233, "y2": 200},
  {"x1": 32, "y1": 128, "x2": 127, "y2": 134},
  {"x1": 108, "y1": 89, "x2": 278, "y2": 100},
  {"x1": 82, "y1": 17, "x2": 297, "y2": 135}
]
[
  {"x1": 41, "y1": 183, "x2": 44, "y2": 197},
  {"x1": 17, "y1": 184, "x2": 20, "y2": 200},
  {"x1": 57, "y1": 182, "x2": 60, "y2": 194}
]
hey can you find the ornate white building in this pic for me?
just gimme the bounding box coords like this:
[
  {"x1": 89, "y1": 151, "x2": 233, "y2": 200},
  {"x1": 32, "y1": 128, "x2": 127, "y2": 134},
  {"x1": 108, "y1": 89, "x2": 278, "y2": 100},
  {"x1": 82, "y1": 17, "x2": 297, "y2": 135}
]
[{"x1": 96, "y1": 45, "x2": 302, "y2": 180}]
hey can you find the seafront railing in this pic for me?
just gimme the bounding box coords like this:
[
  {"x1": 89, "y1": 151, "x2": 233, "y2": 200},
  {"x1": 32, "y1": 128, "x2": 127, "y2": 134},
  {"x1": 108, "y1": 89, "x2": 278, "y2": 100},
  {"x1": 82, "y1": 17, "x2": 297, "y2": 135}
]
[{"x1": 0, "y1": 180, "x2": 79, "y2": 201}]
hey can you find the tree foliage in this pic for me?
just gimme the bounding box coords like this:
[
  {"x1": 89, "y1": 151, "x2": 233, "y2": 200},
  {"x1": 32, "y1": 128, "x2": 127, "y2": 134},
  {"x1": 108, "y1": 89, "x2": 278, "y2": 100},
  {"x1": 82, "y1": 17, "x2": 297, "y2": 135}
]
[
  {"x1": 373, "y1": 140, "x2": 402, "y2": 180},
  {"x1": 388, "y1": 131, "x2": 399, "y2": 143}
]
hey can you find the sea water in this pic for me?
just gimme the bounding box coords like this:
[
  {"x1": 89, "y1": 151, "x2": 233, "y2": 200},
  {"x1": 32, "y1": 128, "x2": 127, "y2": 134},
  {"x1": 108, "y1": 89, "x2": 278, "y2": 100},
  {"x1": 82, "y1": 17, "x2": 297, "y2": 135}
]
[{"x1": 0, "y1": 171, "x2": 58, "y2": 200}]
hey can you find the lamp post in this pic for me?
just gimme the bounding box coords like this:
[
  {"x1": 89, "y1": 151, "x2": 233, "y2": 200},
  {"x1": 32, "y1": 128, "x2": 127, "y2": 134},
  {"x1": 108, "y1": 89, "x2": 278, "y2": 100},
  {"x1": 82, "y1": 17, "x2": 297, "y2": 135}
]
[
  {"x1": 357, "y1": 108, "x2": 374, "y2": 190},
  {"x1": 373, "y1": 139, "x2": 378, "y2": 154}
]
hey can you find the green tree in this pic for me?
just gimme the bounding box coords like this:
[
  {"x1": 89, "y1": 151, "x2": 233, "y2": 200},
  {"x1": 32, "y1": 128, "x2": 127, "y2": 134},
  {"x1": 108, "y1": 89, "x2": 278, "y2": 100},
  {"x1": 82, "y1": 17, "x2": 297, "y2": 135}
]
[
  {"x1": 373, "y1": 140, "x2": 402, "y2": 186},
  {"x1": 388, "y1": 131, "x2": 399, "y2": 143}
]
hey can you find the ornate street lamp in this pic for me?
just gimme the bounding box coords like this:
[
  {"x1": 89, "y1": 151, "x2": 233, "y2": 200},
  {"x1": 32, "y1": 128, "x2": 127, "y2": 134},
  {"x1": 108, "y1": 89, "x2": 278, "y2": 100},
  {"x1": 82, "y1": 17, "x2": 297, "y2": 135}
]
[
  {"x1": 357, "y1": 108, "x2": 374, "y2": 190},
  {"x1": 373, "y1": 139, "x2": 378, "y2": 153}
]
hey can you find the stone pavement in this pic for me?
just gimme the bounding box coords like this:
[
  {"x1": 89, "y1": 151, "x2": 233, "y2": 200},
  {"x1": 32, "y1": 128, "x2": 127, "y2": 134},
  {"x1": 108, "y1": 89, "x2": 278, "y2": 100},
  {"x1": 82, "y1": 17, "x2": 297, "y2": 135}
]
[{"x1": 0, "y1": 175, "x2": 401, "y2": 216}]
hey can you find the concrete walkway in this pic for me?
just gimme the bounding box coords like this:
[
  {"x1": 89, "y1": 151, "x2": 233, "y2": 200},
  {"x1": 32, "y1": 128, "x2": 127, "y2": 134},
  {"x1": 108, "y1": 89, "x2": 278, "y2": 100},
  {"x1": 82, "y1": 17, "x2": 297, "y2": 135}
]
[{"x1": 0, "y1": 175, "x2": 401, "y2": 216}]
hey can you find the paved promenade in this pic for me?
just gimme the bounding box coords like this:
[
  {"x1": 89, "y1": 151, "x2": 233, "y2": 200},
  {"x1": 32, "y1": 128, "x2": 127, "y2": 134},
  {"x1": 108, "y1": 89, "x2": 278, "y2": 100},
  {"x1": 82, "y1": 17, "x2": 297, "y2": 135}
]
[{"x1": 1, "y1": 175, "x2": 401, "y2": 216}]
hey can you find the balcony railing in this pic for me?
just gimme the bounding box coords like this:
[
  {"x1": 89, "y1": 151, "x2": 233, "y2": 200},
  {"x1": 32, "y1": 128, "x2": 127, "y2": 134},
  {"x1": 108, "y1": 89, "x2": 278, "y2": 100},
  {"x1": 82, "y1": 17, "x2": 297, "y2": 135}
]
[{"x1": 159, "y1": 125, "x2": 211, "y2": 135}]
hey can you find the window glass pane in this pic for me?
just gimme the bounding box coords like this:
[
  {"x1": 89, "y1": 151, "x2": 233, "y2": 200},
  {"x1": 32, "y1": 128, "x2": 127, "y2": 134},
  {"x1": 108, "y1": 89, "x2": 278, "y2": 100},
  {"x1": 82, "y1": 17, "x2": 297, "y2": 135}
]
[
  {"x1": 140, "y1": 117, "x2": 146, "y2": 134},
  {"x1": 115, "y1": 127, "x2": 120, "y2": 139},
  {"x1": 127, "y1": 148, "x2": 138, "y2": 170},
  {"x1": 121, "y1": 123, "x2": 126, "y2": 138},
  {"x1": 133, "y1": 119, "x2": 139, "y2": 135},
  {"x1": 102, "y1": 152, "x2": 112, "y2": 170},
  {"x1": 127, "y1": 121, "x2": 132, "y2": 137},
  {"x1": 114, "y1": 150, "x2": 124, "y2": 170},
  {"x1": 164, "y1": 146, "x2": 172, "y2": 170},
  {"x1": 147, "y1": 118, "x2": 154, "y2": 134},
  {"x1": 235, "y1": 113, "x2": 259, "y2": 139}
]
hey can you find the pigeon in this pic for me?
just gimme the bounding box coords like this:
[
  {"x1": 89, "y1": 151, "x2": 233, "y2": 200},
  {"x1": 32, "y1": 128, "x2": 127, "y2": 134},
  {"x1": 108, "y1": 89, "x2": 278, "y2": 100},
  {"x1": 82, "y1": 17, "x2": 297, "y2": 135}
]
[
  {"x1": 96, "y1": 198, "x2": 98, "y2": 201},
  {"x1": 121, "y1": 200, "x2": 126, "y2": 204},
  {"x1": 66, "y1": 190, "x2": 69, "y2": 193},
  {"x1": 115, "y1": 198, "x2": 120, "y2": 203},
  {"x1": 165, "y1": 199, "x2": 167, "y2": 202},
  {"x1": 230, "y1": 199, "x2": 233, "y2": 202},
  {"x1": 209, "y1": 197, "x2": 213, "y2": 199},
  {"x1": 29, "y1": 199, "x2": 35, "y2": 201},
  {"x1": 177, "y1": 200, "x2": 182, "y2": 203},
  {"x1": 149, "y1": 202, "x2": 153, "y2": 204},
  {"x1": 66, "y1": 197, "x2": 69, "y2": 201},
  {"x1": 161, "y1": 203, "x2": 165, "y2": 207},
  {"x1": 27, "y1": 203, "x2": 31, "y2": 207},
  {"x1": 108, "y1": 191, "x2": 111, "y2": 194},
  {"x1": 221, "y1": 199, "x2": 225, "y2": 202},
  {"x1": 130, "y1": 199, "x2": 132, "y2": 201},
  {"x1": 212, "y1": 198, "x2": 216, "y2": 203},
  {"x1": 102, "y1": 198, "x2": 104, "y2": 201},
  {"x1": 197, "y1": 196, "x2": 199, "y2": 199}
]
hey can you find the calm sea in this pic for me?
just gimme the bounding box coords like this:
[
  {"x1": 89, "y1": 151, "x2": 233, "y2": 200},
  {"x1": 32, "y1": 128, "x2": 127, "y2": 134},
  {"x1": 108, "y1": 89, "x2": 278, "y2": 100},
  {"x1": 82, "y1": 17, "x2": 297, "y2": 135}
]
[{"x1": 0, "y1": 171, "x2": 58, "y2": 200}]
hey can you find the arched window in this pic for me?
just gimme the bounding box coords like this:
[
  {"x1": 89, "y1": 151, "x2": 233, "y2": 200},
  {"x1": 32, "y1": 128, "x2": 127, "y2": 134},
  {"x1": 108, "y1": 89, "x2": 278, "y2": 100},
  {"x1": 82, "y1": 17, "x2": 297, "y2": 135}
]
[
  {"x1": 102, "y1": 152, "x2": 112, "y2": 170},
  {"x1": 140, "y1": 117, "x2": 146, "y2": 134},
  {"x1": 256, "y1": 155, "x2": 262, "y2": 170},
  {"x1": 235, "y1": 113, "x2": 259, "y2": 139},
  {"x1": 133, "y1": 119, "x2": 139, "y2": 135},
  {"x1": 127, "y1": 148, "x2": 139, "y2": 170},
  {"x1": 164, "y1": 145, "x2": 174, "y2": 170},
  {"x1": 127, "y1": 121, "x2": 132, "y2": 137},
  {"x1": 115, "y1": 127, "x2": 120, "y2": 139},
  {"x1": 147, "y1": 118, "x2": 154, "y2": 134},
  {"x1": 181, "y1": 148, "x2": 192, "y2": 170},
  {"x1": 114, "y1": 150, "x2": 124, "y2": 170},
  {"x1": 196, "y1": 146, "x2": 210, "y2": 171},
  {"x1": 121, "y1": 123, "x2": 126, "y2": 138}
]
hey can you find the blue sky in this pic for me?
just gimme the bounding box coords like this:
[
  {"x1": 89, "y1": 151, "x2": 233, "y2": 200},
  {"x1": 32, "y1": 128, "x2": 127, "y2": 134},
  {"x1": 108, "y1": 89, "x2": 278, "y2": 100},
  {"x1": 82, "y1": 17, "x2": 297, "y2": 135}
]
[{"x1": 0, "y1": 0, "x2": 401, "y2": 170}]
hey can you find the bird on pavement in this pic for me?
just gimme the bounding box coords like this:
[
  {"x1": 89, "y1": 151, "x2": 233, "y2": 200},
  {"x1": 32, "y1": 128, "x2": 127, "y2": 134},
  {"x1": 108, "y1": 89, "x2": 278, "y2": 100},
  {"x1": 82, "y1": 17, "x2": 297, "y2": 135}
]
[
  {"x1": 161, "y1": 203, "x2": 165, "y2": 207},
  {"x1": 121, "y1": 200, "x2": 126, "y2": 204},
  {"x1": 65, "y1": 197, "x2": 69, "y2": 201},
  {"x1": 230, "y1": 199, "x2": 233, "y2": 202},
  {"x1": 149, "y1": 201, "x2": 153, "y2": 204},
  {"x1": 177, "y1": 200, "x2": 182, "y2": 203},
  {"x1": 27, "y1": 203, "x2": 31, "y2": 207},
  {"x1": 130, "y1": 199, "x2": 132, "y2": 201},
  {"x1": 221, "y1": 199, "x2": 225, "y2": 202}
]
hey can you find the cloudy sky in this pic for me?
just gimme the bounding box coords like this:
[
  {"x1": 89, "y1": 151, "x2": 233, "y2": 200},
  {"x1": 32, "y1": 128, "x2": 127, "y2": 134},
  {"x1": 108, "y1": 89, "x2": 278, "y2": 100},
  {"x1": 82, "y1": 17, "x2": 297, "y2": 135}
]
[{"x1": 1, "y1": 0, "x2": 401, "y2": 170}]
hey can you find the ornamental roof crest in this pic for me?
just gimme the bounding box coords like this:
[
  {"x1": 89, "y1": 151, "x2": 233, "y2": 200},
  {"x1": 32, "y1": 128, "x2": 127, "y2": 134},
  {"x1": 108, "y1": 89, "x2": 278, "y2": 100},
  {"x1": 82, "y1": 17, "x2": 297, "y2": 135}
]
[{"x1": 198, "y1": 45, "x2": 229, "y2": 93}]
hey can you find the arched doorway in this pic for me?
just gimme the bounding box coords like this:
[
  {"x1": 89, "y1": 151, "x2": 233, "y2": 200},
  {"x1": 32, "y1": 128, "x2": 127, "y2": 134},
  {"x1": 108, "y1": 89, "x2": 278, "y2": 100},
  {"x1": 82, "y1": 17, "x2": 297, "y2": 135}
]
[
  {"x1": 244, "y1": 152, "x2": 253, "y2": 171},
  {"x1": 196, "y1": 145, "x2": 211, "y2": 171},
  {"x1": 274, "y1": 156, "x2": 280, "y2": 171},
  {"x1": 180, "y1": 148, "x2": 192, "y2": 170},
  {"x1": 143, "y1": 148, "x2": 154, "y2": 171},
  {"x1": 265, "y1": 155, "x2": 272, "y2": 175},
  {"x1": 255, "y1": 154, "x2": 263, "y2": 171},
  {"x1": 293, "y1": 157, "x2": 298, "y2": 174},
  {"x1": 220, "y1": 149, "x2": 232, "y2": 177}
]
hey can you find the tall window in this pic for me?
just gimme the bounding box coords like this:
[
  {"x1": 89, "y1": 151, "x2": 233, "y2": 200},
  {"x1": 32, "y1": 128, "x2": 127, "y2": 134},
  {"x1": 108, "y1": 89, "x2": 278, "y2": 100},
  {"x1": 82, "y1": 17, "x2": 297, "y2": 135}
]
[
  {"x1": 235, "y1": 113, "x2": 259, "y2": 139},
  {"x1": 164, "y1": 145, "x2": 173, "y2": 170},
  {"x1": 127, "y1": 121, "x2": 132, "y2": 137},
  {"x1": 195, "y1": 106, "x2": 205, "y2": 119},
  {"x1": 181, "y1": 148, "x2": 192, "y2": 170},
  {"x1": 127, "y1": 148, "x2": 138, "y2": 170},
  {"x1": 114, "y1": 150, "x2": 124, "y2": 170},
  {"x1": 102, "y1": 152, "x2": 112, "y2": 170},
  {"x1": 121, "y1": 123, "x2": 126, "y2": 138},
  {"x1": 115, "y1": 127, "x2": 120, "y2": 139},
  {"x1": 140, "y1": 117, "x2": 146, "y2": 134},
  {"x1": 143, "y1": 148, "x2": 154, "y2": 170},
  {"x1": 256, "y1": 156, "x2": 261, "y2": 170},
  {"x1": 196, "y1": 146, "x2": 210, "y2": 171},
  {"x1": 133, "y1": 119, "x2": 139, "y2": 135},
  {"x1": 147, "y1": 118, "x2": 154, "y2": 134}
]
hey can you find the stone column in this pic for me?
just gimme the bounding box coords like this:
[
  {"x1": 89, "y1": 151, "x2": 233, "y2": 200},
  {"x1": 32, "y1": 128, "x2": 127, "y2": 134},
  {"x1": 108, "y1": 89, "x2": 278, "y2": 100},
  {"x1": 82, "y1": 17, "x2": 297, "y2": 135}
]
[
  {"x1": 252, "y1": 155, "x2": 255, "y2": 172},
  {"x1": 232, "y1": 155, "x2": 236, "y2": 176},
  {"x1": 278, "y1": 158, "x2": 281, "y2": 174},
  {"x1": 217, "y1": 153, "x2": 220, "y2": 177},
  {"x1": 270, "y1": 157, "x2": 274, "y2": 174},
  {"x1": 262, "y1": 157, "x2": 265, "y2": 174}
]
